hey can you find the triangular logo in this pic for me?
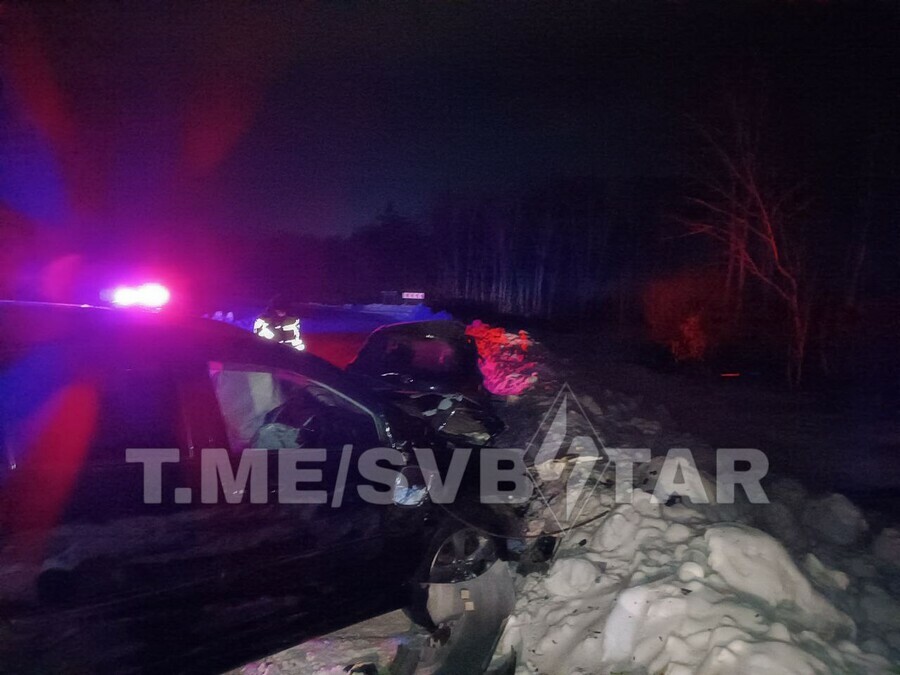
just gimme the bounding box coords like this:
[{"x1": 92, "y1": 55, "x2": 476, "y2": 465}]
[{"x1": 523, "y1": 383, "x2": 611, "y2": 535}]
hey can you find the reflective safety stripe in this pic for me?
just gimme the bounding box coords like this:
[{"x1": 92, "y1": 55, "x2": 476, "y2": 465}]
[
  {"x1": 254, "y1": 318, "x2": 276, "y2": 340},
  {"x1": 255, "y1": 316, "x2": 302, "y2": 347}
]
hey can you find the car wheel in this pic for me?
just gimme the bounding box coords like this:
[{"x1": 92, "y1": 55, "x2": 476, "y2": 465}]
[
  {"x1": 405, "y1": 506, "x2": 509, "y2": 631},
  {"x1": 428, "y1": 527, "x2": 497, "y2": 585}
]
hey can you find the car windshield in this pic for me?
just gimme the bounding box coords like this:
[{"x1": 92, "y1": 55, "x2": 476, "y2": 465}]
[{"x1": 382, "y1": 336, "x2": 461, "y2": 376}]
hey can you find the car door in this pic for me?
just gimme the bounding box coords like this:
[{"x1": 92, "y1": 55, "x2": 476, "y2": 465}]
[
  {"x1": 199, "y1": 360, "x2": 421, "y2": 636},
  {"x1": 263, "y1": 366, "x2": 415, "y2": 613},
  {"x1": 0, "y1": 352, "x2": 222, "y2": 672}
]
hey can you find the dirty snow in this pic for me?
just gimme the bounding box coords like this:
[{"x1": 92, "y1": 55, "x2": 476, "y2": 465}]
[
  {"x1": 498, "y1": 477, "x2": 900, "y2": 674},
  {"x1": 801, "y1": 493, "x2": 870, "y2": 547},
  {"x1": 227, "y1": 611, "x2": 424, "y2": 675},
  {"x1": 485, "y1": 337, "x2": 900, "y2": 674}
]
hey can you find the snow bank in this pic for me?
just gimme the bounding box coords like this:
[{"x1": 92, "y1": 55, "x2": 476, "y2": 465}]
[
  {"x1": 499, "y1": 489, "x2": 895, "y2": 674},
  {"x1": 705, "y1": 526, "x2": 852, "y2": 638},
  {"x1": 801, "y1": 493, "x2": 869, "y2": 547},
  {"x1": 874, "y1": 528, "x2": 900, "y2": 567},
  {"x1": 494, "y1": 354, "x2": 900, "y2": 673}
]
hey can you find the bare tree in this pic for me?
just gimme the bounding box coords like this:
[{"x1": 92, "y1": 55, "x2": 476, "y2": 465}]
[{"x1": 684, "y1": 95, "x2": 813, "y2": 387}]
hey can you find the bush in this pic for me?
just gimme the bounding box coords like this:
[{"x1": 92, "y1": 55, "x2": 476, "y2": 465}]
[{"x1": 642, "y1": 270, "x2": 730, "y2": 363}]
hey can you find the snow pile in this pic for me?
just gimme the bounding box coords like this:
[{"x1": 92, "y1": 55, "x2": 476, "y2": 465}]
[
  {"x1": 874, "y1": 528, "x2": 900, "y2": 566},
  {"x1": 705, "y1": 526, "x2": 852, "y2": 637},
  {"x1": 493, "y1": 349, "x2": 900, "y2": 672},
  {"x1": 499, "y1": 489, "x2": 896, "y2": 674},
  {"x1": 801, "y1": 493, "x2": 869, "y2": 547}
]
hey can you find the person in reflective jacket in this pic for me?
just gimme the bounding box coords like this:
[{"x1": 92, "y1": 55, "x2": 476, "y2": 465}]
[{"x1": 253, "y1": 297, "x2": 305, "y2": 351}]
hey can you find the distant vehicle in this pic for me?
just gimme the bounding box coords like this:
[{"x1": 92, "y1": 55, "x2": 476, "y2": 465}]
[
  {"x1": 0, "y1": 302, "x2": 510, "y2": 674},
  {"x1": 347, "y1": 321, "x2": 505, "y2": 447}
]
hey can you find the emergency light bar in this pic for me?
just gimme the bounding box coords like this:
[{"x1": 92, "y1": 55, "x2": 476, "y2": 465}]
[{"x1": 110, "y1": 283, "x2": 171, "y2": 309}]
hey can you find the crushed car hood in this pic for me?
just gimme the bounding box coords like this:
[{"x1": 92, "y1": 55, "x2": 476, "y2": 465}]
[{"x1": 347, "y1": 320, "x2": 504, "y2": 446}]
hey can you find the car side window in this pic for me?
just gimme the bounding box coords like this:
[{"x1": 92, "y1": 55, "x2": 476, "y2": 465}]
[
  {"x1": 208, "y1": 363, "x2": 381, "y2": 451},
  {"x1": 208, "y1": 365, "x2": 284, "y2": 451}
]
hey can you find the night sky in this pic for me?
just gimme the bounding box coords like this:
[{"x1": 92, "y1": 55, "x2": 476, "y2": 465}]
[{"x1": 2, "y1": 1, "x2": 898, "y2": 238}]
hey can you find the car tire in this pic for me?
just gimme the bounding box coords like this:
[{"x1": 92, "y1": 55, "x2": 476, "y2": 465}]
[{"x1": 404, "y1": 504, "x2": 511, "y2": 631}]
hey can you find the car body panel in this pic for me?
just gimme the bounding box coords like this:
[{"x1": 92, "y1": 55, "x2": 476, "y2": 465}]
[{"x1": 0, "y1": 303, "x2": 440, "y2": 673}]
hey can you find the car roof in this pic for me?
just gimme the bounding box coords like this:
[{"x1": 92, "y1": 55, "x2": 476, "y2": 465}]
[
  {"x1": 0, "y1": 302, "x2": 387, "y2": 413},
  {"x1": 365, "y1": 320, "x2": 471, "y2": 342}
]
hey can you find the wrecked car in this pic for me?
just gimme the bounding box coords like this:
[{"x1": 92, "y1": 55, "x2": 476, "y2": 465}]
[
  {"x1": 0, "y1": 302, "x2": 513, "y2": 674},
  {"x1": 347, "y1": 320, "x2": 505, "y2": 447}
]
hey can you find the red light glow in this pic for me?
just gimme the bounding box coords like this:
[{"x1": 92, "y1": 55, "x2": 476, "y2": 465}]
[{"x1": 111, "y1": 283, "x2": 171, "y2": 308}]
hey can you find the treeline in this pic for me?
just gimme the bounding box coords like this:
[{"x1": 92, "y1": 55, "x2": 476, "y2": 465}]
[
  {"x1": 208, "y1": 148, "x2": 900, "y2": 385},
  {"x1": 217, "y1": 156, "x2": 898, "y2": 328},
  {"x1": 427, "y1": 179, "x2": 679, "y2": 319},
  {"x1": 210, "y1": 178, "x2": 681, "y2": 319}
]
